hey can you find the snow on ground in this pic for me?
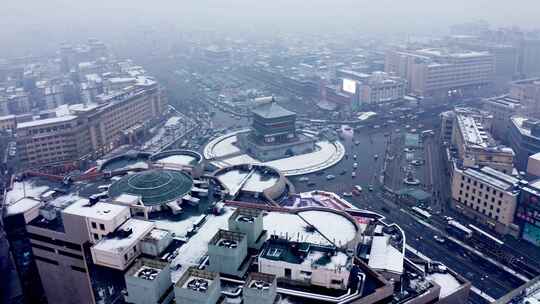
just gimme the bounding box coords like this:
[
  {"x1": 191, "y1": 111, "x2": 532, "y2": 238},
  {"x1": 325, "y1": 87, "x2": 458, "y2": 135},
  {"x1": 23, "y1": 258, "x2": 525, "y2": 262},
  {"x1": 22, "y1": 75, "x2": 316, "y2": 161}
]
[
  {"x1": 125, "y1": 161, "x2": 149, "y2": 170},
  {"x1": 298, "y1": 210, "x2": 357, "y2": 247},
  {"x1": 154, "y1": 215, "x2": 204, "y2": 238},
  {"x1": 156, "y1": 155, "x2": 197, "y2": 166},
  {"x1": 427, "y1": 273, "x2": 462, "y2": 298},
  {"x1": 165, "y1": 116, "x2": 182, "y2": 127},
  {"x1": 205, "y1": 130, "x2": 344, "y2": 176},
  {"x1": 5, "y1": 180, "x2": 50, "y2": 205}
]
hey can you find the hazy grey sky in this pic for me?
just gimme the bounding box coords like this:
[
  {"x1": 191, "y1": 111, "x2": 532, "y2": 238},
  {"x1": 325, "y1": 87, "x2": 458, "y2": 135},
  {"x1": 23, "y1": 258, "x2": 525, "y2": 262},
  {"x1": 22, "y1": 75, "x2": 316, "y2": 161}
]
[{"x1": 1, "y1": 0, "x2": 539, "y2": 56}]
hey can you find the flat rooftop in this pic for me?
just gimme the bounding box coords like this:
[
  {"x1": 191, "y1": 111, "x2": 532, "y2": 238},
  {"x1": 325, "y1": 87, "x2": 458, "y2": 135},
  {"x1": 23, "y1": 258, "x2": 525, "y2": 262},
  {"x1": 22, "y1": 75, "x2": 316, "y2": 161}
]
[
  {"x1": 368, "y1": 235, "x2": 404, "y2": 275},
  {"x1": 511, "y1": 116, "x2": 540, "y2": 139},
  {"x1": 92, "y1": 219, "x2": 155, "y2": 254},
  {"x1": 456, "y1": 114, "x2": 491, "y2": 148},
  {"x1": 261, "y1": 238, "x2": 352, "y2": 271},
  {"x1": 462, "y1": 166, "x2": 519, "y2": 192},
  {"x1": 484, "y1": 95, "x2": 520, "y2": 108},
  {"x1": 17, "y1": 114, "x2": 78, "y2": 129},
  {"x1": 63, "y1": 199, "x2": 129, "y2": 221}
]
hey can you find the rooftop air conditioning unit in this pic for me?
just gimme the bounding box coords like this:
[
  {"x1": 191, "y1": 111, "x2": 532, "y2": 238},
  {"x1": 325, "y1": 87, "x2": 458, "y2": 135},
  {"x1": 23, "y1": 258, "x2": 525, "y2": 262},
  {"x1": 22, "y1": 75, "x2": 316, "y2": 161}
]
[
  {"x1": 218, "y1": 239, "x2": 238, "y2": 248},
  {"x1": 186, "y1": 278, "x2": 209, "y2": 292}
]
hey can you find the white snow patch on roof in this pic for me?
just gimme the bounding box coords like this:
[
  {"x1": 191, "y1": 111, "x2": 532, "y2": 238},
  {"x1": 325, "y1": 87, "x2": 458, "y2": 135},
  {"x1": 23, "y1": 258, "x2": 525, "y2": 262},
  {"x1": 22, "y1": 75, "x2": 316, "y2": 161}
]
[
  {"x1": 427, "y1": 273, "x2": 462, "y2": 298},
  {"x1": 368, "y1": 235, "x2": 404, "y2": 275}
]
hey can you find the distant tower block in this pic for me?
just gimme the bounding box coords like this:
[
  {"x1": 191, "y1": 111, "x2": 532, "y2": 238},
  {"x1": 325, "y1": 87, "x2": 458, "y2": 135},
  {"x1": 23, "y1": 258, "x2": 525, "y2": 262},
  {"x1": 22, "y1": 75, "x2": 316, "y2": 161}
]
[
  {"x1": 228, "y1": 208, "x2": 267, "y2": 250},
  {"x1": 174, "y1": 267, "x2": 221, "y2": 304},
  {"x1": 243, "y1": 272, "x2": 277, "y2": 304},
  {"x1": 207, "y1": 229, "x2": 249, "y2": 277}
]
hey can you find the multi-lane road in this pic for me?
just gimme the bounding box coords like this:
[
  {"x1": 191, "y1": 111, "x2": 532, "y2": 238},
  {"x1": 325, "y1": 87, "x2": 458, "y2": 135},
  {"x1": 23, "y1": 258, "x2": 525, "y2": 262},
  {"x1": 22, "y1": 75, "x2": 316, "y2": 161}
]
[{"x1": 156, "y1": 64, "x2": 533, "y2": 303}]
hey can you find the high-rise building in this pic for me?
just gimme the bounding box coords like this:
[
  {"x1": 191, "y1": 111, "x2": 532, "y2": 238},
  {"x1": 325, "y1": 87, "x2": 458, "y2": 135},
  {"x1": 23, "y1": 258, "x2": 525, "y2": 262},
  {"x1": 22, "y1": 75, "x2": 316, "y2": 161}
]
[
  {"x1": 518, "y1": 39, "x2": 540, "y2": 77},
  {"x1": 16, "y1": 81, "x2": 167, "y2": 168},
  {"x1": 385, "y1": 48, "x2": 495, "y2": 97}
]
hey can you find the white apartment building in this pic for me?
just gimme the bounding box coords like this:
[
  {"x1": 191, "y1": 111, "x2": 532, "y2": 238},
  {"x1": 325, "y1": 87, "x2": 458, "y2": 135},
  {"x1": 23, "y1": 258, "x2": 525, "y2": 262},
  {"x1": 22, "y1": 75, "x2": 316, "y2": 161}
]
[
  {"x1": 385, "y1": 48, "x2": 494, "y2": 97},
  {"x1": 451, "y1": 164, "x2": 520, "y2": 236}
]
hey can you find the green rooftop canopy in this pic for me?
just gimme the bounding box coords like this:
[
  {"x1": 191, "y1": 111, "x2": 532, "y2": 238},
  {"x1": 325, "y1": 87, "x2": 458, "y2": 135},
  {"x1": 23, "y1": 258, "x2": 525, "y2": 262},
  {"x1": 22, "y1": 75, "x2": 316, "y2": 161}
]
[{"x1": 108, "y1": 169, "x2": 193, "y2": 206}]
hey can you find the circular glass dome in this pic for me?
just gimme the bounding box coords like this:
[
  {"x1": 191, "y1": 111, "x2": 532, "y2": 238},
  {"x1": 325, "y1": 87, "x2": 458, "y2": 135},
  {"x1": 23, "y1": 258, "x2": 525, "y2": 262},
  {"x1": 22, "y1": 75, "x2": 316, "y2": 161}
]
[{"x1": 108, "y1": 169, "x2": 193, "y2": 206}]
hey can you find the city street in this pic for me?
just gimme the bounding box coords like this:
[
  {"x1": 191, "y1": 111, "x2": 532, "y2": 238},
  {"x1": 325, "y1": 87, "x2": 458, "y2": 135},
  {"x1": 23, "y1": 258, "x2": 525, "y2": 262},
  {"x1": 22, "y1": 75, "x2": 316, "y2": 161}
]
[{"x1": 156, "y1": 64, "x2": 536, "y2": 303}]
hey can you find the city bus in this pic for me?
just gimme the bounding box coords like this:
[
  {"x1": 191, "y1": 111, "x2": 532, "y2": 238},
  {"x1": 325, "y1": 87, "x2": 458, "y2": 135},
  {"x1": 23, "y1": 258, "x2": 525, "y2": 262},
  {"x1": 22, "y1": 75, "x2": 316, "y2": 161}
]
[
  {"x1": 446, "y1": 220, "x2": 472, "y2": 240},
  {"x1": 421, "y1": 130, "x2": 435, "y2": 138},
  {"x1": 411, "y1": 207, "x2": 432, "y2": 221}
]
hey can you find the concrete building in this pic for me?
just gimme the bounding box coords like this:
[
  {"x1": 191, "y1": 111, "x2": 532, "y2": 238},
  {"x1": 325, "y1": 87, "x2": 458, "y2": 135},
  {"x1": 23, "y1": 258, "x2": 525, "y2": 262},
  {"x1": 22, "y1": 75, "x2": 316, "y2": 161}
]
[
  {"x1": 451, "y1": 164, "x2": 520, "y2": 235},
  {"x1": 483, "y1": 95, "x2": 521, "y2": 141},
  {"x1": 452, "y1": 113, "x2": 514, "y2": 173},
  {"x1": 227, "y1": 208, "x2": 267, "y2": 250},
  {"x1": 243, "y1": 272, "x2": 277, "y2": 304},
  {"x1": 356, "y1": 72, "x2": 407, "y2": 106},
  {"x1": 174, "y1": 267, "x2": 221, "y2": 304},
  {"x1": 440, "y1": 107, "x2": 492, "y2": 144},
  {"x1": 4, "y1": 166, "x2": 470, "y2": 304},
  {"x1": 207, "y1": 229, "x2": 249, "y2": 277},
  {"x1": 16, "y1": 81, "x2": 167, "y2": 168},
  {"x1": 508, "y1": 116, "x2": 540, "y2": 171},
  {"x1": 443, "y1": 35, "x2": 519, "y2": 81},
  {"x1": 16, "y1": 114, "x2": 93, "y2": 169},
  {"x1": 90, "y1": 219, "x2": 155, "y2": 270},
  {"x1": 0, "y1": 115, "x2": 16, "y2": 132},
  {"x1": 518, "y1": 39, "x2": 540, "y2": 77},
  {"x1": 527, "y1": 153, "x2": 540, "y2": 178},
  {"x1": 25, "y1": 198, "x2": 133, "y2": 304},
  {"x1": 337, "y1": 70, "x2": 407, "y2": 107},
  {"x1": 515, "y1": 182, "x2": 540, "y2": 247},
  {"x1": 385, "y1": 48, "x2": 494, "y2": 97},
  {"x1": 124, "y1": 258, "x2": 174, "y2": 304},
  {"x1": 509, "y1": 78, "x2": 540, "y2": 117},
  {"x1": 258, "y1": 237, "x2": 353, "y2": 290}
]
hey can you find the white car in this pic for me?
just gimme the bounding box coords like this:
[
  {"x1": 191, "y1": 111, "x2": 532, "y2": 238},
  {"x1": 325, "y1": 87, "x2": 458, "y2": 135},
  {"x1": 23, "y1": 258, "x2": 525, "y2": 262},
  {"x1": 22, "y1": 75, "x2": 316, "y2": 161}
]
[
  {"x1": 326, "y1": 174, "x2": 335, "y2": 180},
  {"x1": 434, "y1": 235, "x2": 446, "y2": 244},
  {"x1": 342, "y1": 192, "x2": 353, "y2": 197},
  {"x1": 353, "y1": 162, "x2": 358, "y2": 169},
  {"x1": 354, "y1": 185, "x2": 363, "y2": 192}
]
